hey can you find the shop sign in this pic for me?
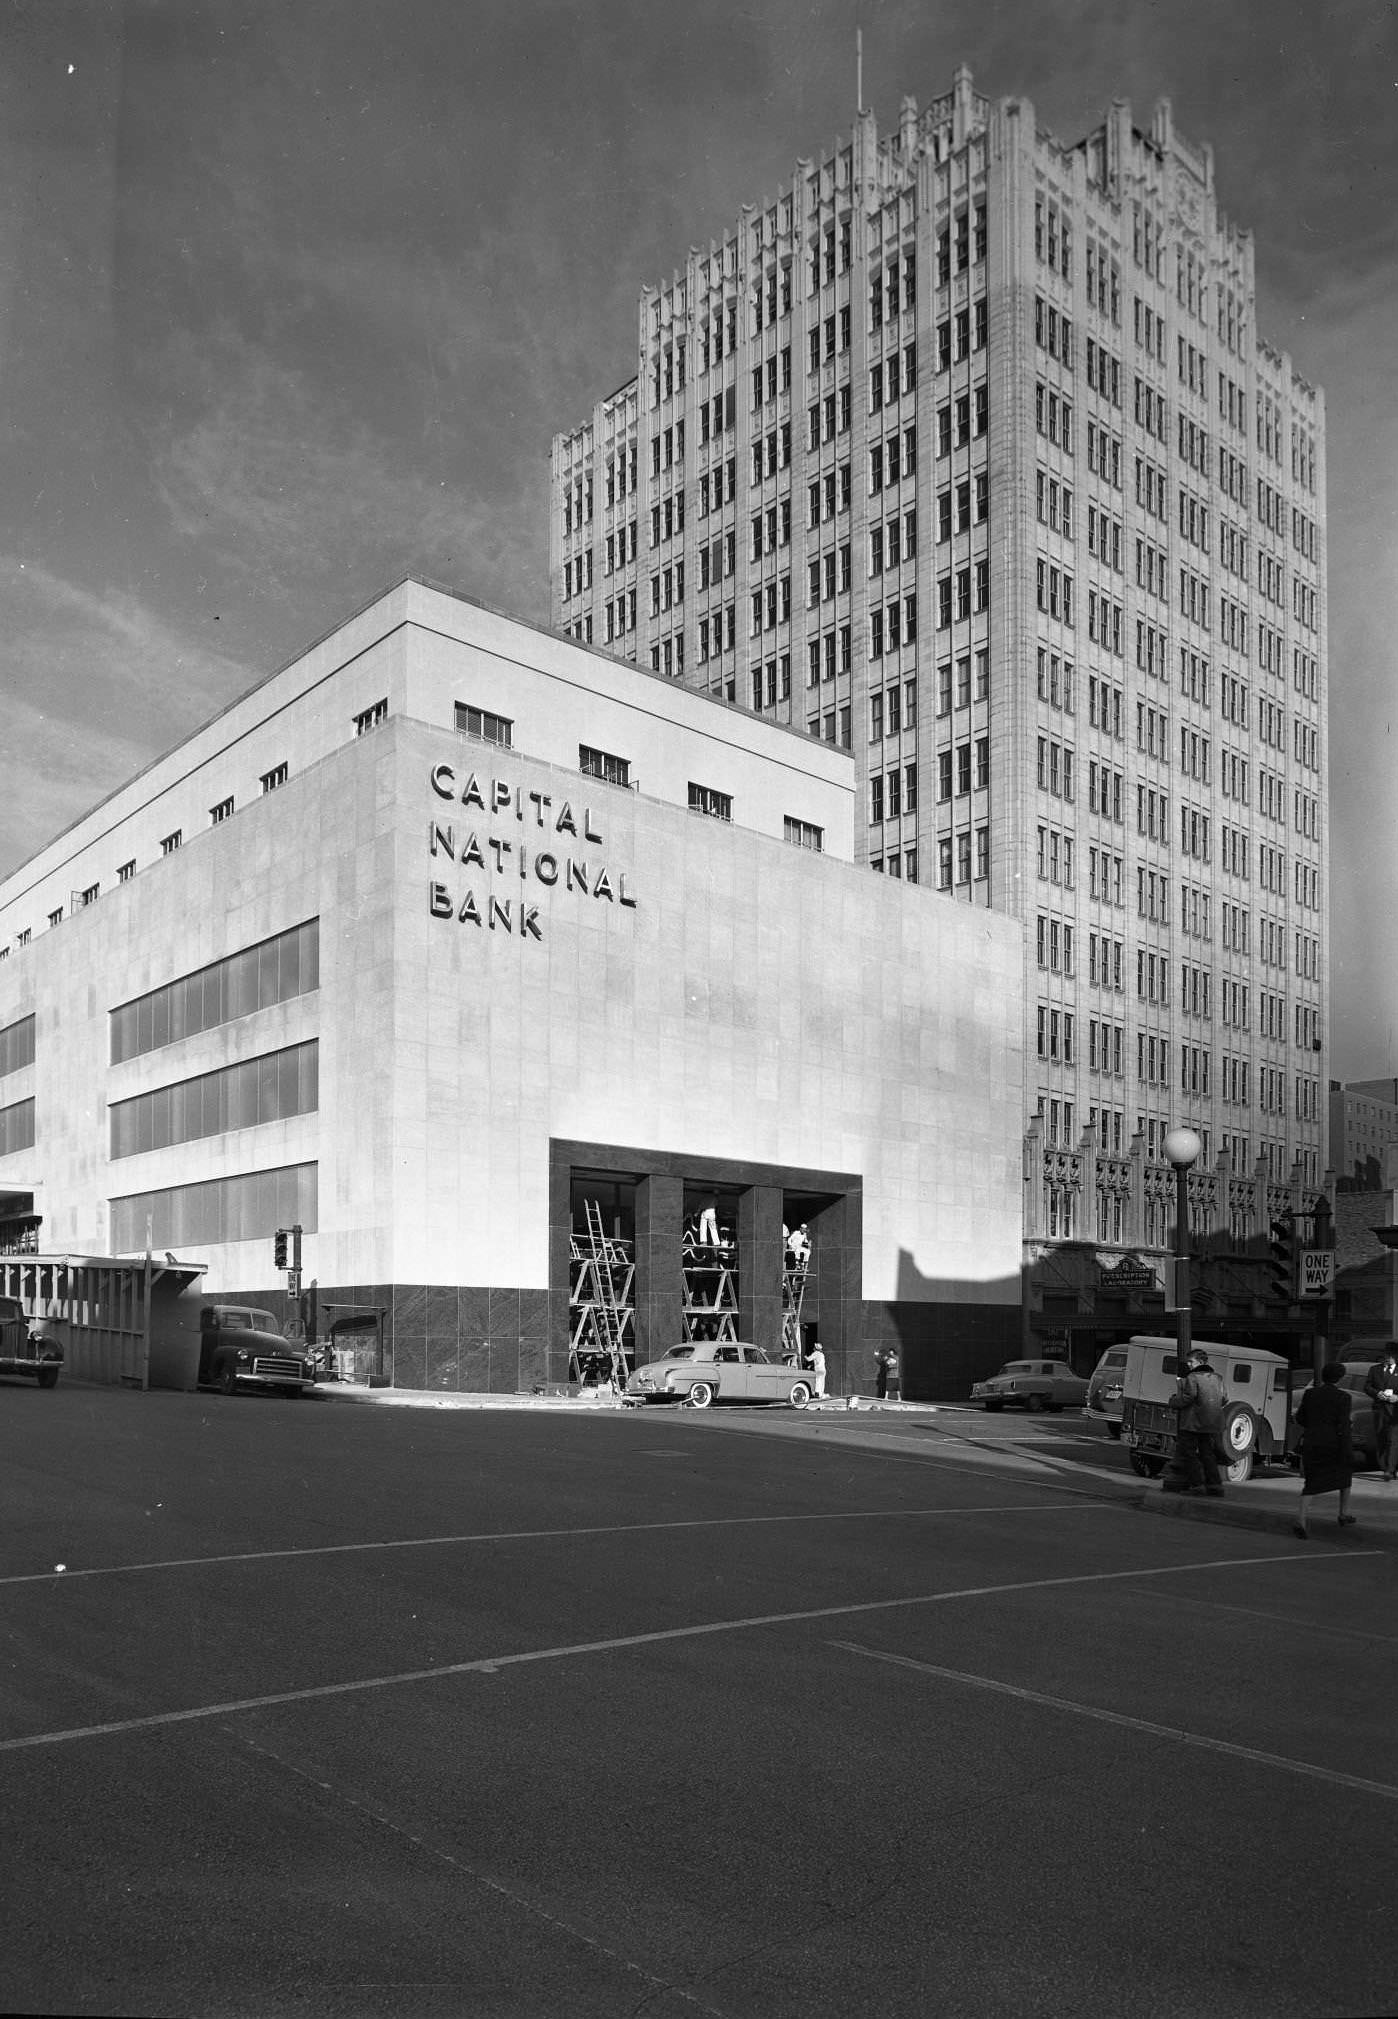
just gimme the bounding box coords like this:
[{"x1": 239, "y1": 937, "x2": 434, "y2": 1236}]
[
  {"x1": 426, "y1": 763, "x2": 637, "y2": 938},
  {"x1": 1099, "y1": 1255, "x2": 1159, "y2": 1295}
]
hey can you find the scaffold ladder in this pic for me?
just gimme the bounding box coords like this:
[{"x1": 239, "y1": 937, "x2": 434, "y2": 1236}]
[
  {"x1": 568, "y1": 1199, "x2": 634, "y2": 1387},
  {"x1": 781, "y1": 1251, "x2": 809, "y2": 1361},
  {"x1": 680, "y1": 1223, "x2": 739, "y2": 1345}
]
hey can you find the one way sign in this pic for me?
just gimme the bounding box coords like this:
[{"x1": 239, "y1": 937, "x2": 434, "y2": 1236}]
[{"x1": 1299, "y1": 1248, "x2": 1335, "y2": 1300}]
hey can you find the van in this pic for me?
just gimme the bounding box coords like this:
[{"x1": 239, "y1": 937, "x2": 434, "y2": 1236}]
[
  {"x1": 1119, "y1": 1334, "x2": 1295, "y2": 1484},
  {"x1": 1085, "y1": 1345, "x2": 1129, "y2": 1436}
]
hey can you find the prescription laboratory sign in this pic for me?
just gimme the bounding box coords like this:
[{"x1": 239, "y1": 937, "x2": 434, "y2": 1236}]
[{"x1": 426, "y1": 761, "x2": 637, "y2": 940}]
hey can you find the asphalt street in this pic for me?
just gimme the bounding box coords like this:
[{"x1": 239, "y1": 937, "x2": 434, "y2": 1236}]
[{"x1": 2, "y1": 1381, "x2": 1395, "y2": 2019}]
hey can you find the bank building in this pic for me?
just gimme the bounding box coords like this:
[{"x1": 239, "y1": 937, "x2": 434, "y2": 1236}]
[{"x1": 0, "y1": 578, "x2": 1023, "y2": 1397}]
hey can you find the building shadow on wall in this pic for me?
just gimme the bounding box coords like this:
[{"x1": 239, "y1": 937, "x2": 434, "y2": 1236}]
[{"x1": 871, "y1": 1248, "x2": 1023, "y2": 1403}]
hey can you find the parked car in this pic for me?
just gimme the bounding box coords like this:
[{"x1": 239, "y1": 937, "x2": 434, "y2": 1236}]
[
  {"x1": 625, "y1": 1342, "x2": 811, "y2": 1409},
  {"x1": 1086, "y1": 1345, "x2": 1129, "y2": 1436},
  {"x1": 197, "y1": 1305, "x2": 316, "y2": 1397},
  {"x1": 970, "y1": 1360, "x2": 1088, "y2": 1413},
  {"x1": 0, "y1": 1294, "x2": 62, "y2": 1388}
]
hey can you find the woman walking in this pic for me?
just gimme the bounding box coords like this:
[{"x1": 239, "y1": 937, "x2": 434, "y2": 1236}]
[{"x1": 1292, "y1": 1362, "x2": 1357, "y2": 1538}]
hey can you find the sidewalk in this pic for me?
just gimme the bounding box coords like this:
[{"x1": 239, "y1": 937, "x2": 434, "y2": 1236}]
[{"x1": 316, "y1": 1382, "x2": 1398, "y2": 1548}]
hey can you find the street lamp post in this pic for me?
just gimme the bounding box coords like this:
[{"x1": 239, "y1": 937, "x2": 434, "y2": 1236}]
[
  {"x1": 1163, "y1": 1126, "x2": 1203, "y2": 1373},
  {"x1": 1162, "y1": 1127, "x2": 1203, "y2": 1493}
]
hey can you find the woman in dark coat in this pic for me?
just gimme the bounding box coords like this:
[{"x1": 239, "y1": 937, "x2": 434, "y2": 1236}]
[{"x1": 1292, "y1": 1362, "x2": 1356, "y2": 1538}]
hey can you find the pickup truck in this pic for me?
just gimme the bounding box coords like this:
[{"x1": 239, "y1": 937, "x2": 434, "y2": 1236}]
[
  {"x1": 0, "y1": 1294, "x2": 62, "y2": 1387},
  {"x1": 197, "y1": 1304, "x2": 316, "y2": 1397}
]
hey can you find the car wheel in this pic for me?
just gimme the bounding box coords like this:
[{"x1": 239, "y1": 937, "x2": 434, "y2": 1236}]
[
  {"x1": 982, "y1": 1400, "x2": 1003, "y2": 1412},
  {"x1": 1106, "y1": 1422, "x2": 1122, "y2": 1440},
  {"x1": 1027, "y1": 1392, "x2": 1047, "y2": 1413},
  {"x1": 687, "y1": 1381, "x2": 714, "y2": 1409},
  {"x1": 787, "y1": 1381, "x2": 811, "y2": 1409},
  {"x1": 218, "y1": 1364, "x2": 240, "y2": 1396},
  {"x1": 1223, "y1": 1448, "x2": 1254, "y2": 1485},
  {"x1": 36, "y1": 1367, "x2": 59, "y2": 1389},
  {"x1": 1219, "y1": 1402, "x2": 1257, "y2": 1465},
  {"x1": 1128, "y1": 1451, "x2": 1166, "y2": 1478}
]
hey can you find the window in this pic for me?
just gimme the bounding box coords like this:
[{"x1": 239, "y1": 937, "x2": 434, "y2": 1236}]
[
  {"x1": 110, "y1": 1162, "x2": 317, "y2": 1255},
  {"x1": 354, "y1": 698, "x2": 389, "y2": 736},
  {"x1": 0, "y1": 1096, "x2": 35, "y2": 1157},
  {"x1": 117, "y1": 860, "x2": 136, "y2": 883},
  {"x1": 687, "y1": 782, "x2": 732, "y2": 821},
  {"x1": 80, "y1": 883, "x2": 99, "y2": 907},
  {"x1": 0, "y1": 1014, "x2": 36, "y2": 1078},
  {"x1": 160, "y1": 831, "x2": 182, "y2": 856},
  {"x1": 260, "y1": 764, "x2": 288, "y2": 794},
  {"x1": 783, "y1": 817, "x2": 823, "y2": 852},
  {"x1": 109, "y1": 1042, "x2": 319, "y2": 1160},
  {"x1": 455, "y1": 703, "x2": 513, "y2": 748},
  {"x1": 210, "y1": 797, "x2": 234, "y2": 826},
  {"x1": 579, "y1": 745, "x2": 631, "y2": 788},
  {"x1": 110, "y1": 919, "x2": 320, "y2": 1065}
]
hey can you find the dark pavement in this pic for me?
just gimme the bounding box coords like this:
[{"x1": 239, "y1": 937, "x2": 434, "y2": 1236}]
[{"x1": 2, "y1": 1381, "x2": 1396, "y2": 2018}]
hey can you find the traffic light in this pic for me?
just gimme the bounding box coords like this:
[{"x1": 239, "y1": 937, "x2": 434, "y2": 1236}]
[
  {"x1": 273, "y1": 1228, "x2": 289, "y2": 1270},
  {"x1": 1266, "y1": 1212, "x2": 1297, "y2": 1302}
]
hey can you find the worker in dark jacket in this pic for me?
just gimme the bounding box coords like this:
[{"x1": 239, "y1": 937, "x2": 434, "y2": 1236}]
[
  {"x1": 1167, "y1": 1345, "x2": 1228, "y2": 1496},
  {"x1": 1363, "y1": 1347, "x2": 1398, "y2": 1481}
]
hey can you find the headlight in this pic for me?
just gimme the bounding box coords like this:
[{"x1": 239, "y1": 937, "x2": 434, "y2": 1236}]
[{"x1": 236, "y1": 1348, "x2": 251, "y2": 1363}]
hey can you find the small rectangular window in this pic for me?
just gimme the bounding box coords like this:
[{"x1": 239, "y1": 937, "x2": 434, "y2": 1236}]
[
  {"x1": 579, "y1": 744, "x2": 631, "y2": 788},
  {"x1": 117, "y1": 860, "x2": 136, "y2": 883},
  {"x1": 210, "y1": 797, "x2": 234, "y2": 825},
  {"x1": 455, "y1": 703, "x2": 513, "y2": 748},
  {"x1": 260, "y1": 764, "x2": 288, "y2": 794},
  {"x1": 687, "y1": 782, "x2": 732, "y2": 821},
  {"x1": 354, "y1": 698, "x2": 389, "y2": 736},
  {"x1": 160, "y1": 831, "x2": 182, "y2": 856},
  {"x1": 783, "y1": 817, "x2": 823, "y2": 852}
]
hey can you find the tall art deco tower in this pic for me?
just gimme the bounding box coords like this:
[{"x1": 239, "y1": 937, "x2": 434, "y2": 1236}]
[{"x1": 550, "y1": 68, "x2": 1328, "y2": 1208}]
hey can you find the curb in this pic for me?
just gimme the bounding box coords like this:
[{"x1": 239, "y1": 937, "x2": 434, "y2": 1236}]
[{"x1": 1135, "y1": 1486, "x2": 1394, "y2": 1547}]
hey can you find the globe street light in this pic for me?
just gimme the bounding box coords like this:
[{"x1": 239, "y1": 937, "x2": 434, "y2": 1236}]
[{"x1": 1163, "y1": 1126, "x2": 1202, "y2": 1374}]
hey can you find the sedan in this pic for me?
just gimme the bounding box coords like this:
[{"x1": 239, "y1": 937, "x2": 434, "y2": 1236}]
[
  {"x1": 625, "y1": 1342, "x2": 812, "y2": 1409},
  {"x1": 970, "y1": 1359, "x2": 1089, "y2": 1414}
]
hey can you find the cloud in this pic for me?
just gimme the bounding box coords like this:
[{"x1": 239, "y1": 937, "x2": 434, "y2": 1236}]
[
  {"x1": 148, "y1": 322, "x2": 547, "y2": 620},
  {"x1": 0, "y1": 556, "x2": 257, "y2": 878}
]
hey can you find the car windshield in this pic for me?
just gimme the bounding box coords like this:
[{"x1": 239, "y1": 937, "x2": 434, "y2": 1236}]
[
  {"x1": 220, "y1": 1309, "x2": 280, "y2": 1332},
  {"x1": 660, "y1": 1347, "x2": 695, "y2": 1362},
  {"x1": 997, "y1": 1363, "x2": 1033, "y2": 1375}
]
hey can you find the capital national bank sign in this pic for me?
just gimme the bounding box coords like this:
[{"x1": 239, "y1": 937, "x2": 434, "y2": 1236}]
[{"x1": 427, "y1": 763, "x2": 637, "y2": 940}]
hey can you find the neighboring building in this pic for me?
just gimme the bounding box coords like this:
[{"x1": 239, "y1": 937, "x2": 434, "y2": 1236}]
[
  {"x1": 550, "y1": 65, "x2": 1329, "y2": 1231},
  {"x1": 0, "y1": 576, "x2": 1024, "y2": 1397},
  {"x1": 1330, "y1": 1079, "x2": 1398, "y2": 1191}
]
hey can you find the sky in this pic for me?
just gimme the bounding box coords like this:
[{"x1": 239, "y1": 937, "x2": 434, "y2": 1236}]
[{"x1": 0, "y1": 0, "x2": 1395, "y2": 1079}]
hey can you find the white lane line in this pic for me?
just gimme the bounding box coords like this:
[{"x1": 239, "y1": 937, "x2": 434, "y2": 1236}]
[
  {"x1": 835, "y1": 1640, "x2": 1398, "y2": 1803},
  {"x1": 0, "y1": 1546, "x2": 1369, "y2": 1756},
  {"x1": 0, "y1": 1500, "x2": 1114, "y2": 1588}
]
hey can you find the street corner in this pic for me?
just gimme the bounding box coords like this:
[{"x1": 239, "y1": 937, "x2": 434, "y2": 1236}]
[{"x1": 1138, "y1": 1479, "x2": 1398, "y2": 1548}]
